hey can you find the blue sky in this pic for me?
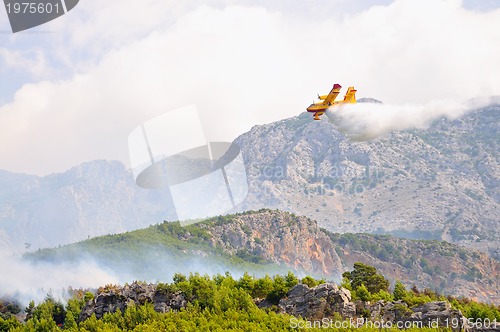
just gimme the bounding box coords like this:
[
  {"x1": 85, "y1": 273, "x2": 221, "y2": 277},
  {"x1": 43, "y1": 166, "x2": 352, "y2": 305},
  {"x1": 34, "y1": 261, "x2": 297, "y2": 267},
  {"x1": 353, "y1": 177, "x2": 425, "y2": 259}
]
[
  {"x1": 463, "y1": 0, "x2": 500, "y2": 11},
  {"x1": 1, "y1": 0, "x2": 499, "y2": 175}
]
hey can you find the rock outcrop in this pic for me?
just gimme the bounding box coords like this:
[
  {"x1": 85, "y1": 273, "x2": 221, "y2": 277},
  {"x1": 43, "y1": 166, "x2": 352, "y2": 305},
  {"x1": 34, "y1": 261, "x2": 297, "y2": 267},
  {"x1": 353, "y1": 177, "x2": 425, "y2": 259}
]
[
  {"x1": 277, "y1": 284, "x2": 470, "y2": 332},
  {"x1": 278, "y1": 283, "x2": 355, "y2": 319},
  {"x1": 199, "y1": 210, "x2": 344, "y2": 276},
  {"x1": 401, "y1": 301, "x2": 466, "y2": 330},
  {"x1": 79, "y1": 282, "x2": 187, "y2": 321},
  {"x1": 364, "y1": 300, "x2": 467, "y2": 331}
]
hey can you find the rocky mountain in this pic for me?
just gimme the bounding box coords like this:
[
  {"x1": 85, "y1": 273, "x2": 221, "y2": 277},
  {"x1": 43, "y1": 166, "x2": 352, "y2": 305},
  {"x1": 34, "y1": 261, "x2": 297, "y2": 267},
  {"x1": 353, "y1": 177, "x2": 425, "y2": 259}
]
[
  {"x1": 0, "y1": 101, "x2": 498, "y2": 262},
  {"x1": 31, "y1": 210, "x2": 500, "y2": 303},
  {"x1": 0, "y1": 160, "x2": 176, "y2": 251},
  {"x1": 234, "y1": 104, "x2": 500, "y2": 260},
  {"x1": 193, "y1": 210, "x2": 500, "y2": 303}
]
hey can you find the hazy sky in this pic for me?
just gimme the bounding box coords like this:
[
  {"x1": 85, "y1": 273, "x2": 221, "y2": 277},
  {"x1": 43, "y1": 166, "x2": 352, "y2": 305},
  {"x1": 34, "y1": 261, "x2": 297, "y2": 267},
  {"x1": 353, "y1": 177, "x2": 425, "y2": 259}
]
[{"x1": 1, "y1": 0, "x2": 499, "y2": 175}]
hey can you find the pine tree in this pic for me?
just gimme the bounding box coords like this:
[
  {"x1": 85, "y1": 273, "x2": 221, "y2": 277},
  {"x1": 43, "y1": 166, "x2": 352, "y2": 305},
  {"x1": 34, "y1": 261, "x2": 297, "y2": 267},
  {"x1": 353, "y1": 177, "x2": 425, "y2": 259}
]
[
  {"x1": 393, "y1": 280, "x2": 407, "y2": 301},
  {"x1": 342, "y1": 262, "x2": 389, "y2": 294},
  {"x1": 25, "y1": 300, "x2": 35, "y2": 322},
  {"x1": 63, "y1": 311, "x2": 77, "y2": 330},
  {"x1": 356, "y1": 284, "x2": 372, "y2": 301}
]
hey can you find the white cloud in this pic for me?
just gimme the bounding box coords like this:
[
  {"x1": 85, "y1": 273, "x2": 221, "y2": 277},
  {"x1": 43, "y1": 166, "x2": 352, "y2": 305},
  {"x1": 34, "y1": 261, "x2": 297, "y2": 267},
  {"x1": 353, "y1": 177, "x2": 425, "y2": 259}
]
[
  {"x1": 0, "y1": 48, "x2": 50, "y2": 77},
  {"x1": 0, "y1": 0, "x2": 499, "y2": 175}
]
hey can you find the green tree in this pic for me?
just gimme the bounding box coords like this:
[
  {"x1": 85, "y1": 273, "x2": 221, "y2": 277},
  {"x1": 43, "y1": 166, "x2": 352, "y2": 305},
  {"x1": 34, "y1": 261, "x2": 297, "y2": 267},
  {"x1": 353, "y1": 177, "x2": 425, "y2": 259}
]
[
  {"x1": 252, "y1": 274, "x2": 273, "y2": 299},
  {"x1": 462, "y1": 301, "x2": 500, "y2": 321},
  {"x1": 340, "y1": 276, "x2": 352, "y2": 291},
  {"x1": 188, "y1": 273, "x2": 216, "y2": 309},
  {"x1": 301, "y1": 276, "x2": 318, "y2": 288},
  {"x1": 65, "y1": 294, "x2": 86, "y2": 323},
  {"x1": 372, "y1": 289, "x2": 393, "y2": 302},
  {"x1": 78, "y1": 313, "x2": 101, "y2": 331},
  {"x1": 26, "y1": 295, "x2": 65, "y2": 331},
  {"x1": 0, "y1": 316, "x2": 21, "y2": 332},
  {"x1": 284, "y1": 271, "x2": 298, "y2": 289},
  {"x1": 63, "y1": 311, "x2": 77, "y2": 330},
  {"x1": 342, "y1": 262, "x2": 390, "y2": 294},
  {"x1": 266, "y1": 275, "x2": 288, "y2": 304},
  {"x1": 25, "y1": 300, "x2": 35, "y2": 321},
  {"x1": 83, "y1": 292, "x2": 94, "y2": 303},
  {"x1": 173, "y1": 273, "x2": 187, "y2": 284},
  {"x1": 356, "y1": 284, "x2": 372, "y2": 301},
  {"x1": 237, "y1": 272, "x2": 255, "y2": 294},
  {"x1": 393, "y1": 280, "x2": 407, "y2": 301}
]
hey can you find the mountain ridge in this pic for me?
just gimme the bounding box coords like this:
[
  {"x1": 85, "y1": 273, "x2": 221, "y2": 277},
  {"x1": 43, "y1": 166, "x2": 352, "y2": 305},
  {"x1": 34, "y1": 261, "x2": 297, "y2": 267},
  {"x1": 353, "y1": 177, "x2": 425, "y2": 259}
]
[
  {"x1": 0, "y1": 103, "x2": 498, "y2": 261},
  {"x1": 0, "y1": 160, "x2": 176, "y2": 251},
  {"x1": 29, "y1": 209, "x2": 500, "y2": 303},
  {"x1": 234, "y1": 104, "x2": 499, "y2": 259}
]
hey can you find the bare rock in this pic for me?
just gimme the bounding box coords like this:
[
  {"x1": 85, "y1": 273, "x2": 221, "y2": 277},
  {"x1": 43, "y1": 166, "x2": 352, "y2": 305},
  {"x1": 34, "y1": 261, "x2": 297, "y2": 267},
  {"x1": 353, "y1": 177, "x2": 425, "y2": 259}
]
[
  {"x1": 278, "y1": 283, "x2": 355, "y2": 319},
  {"x1": 400, "y1": 301, "x2": 466, "y2": 332},
  {"x1": 79, "y1": 282, "x2": 187, "y2": 321}
]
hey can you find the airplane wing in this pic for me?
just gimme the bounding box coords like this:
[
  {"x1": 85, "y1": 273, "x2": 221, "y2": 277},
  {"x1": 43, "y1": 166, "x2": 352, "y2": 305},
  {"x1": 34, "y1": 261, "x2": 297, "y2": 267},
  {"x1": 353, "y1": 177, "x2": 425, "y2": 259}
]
[{"x1": 322, "y1": 84, "x2": 342, "y2": 105}]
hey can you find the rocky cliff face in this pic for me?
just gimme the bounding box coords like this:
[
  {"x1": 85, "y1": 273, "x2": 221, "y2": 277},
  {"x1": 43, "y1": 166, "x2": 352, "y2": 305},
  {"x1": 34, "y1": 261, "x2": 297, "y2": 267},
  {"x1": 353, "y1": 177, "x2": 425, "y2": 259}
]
[
  {"x1": 176, "y1": 210, "x2": 500, "y2": 303},
  {"x1": 234, "y1": 105, "x2": 500, "y2": 260},
  {"x1": 197, "y1": 210, "x2": 343, "y2": 276}
]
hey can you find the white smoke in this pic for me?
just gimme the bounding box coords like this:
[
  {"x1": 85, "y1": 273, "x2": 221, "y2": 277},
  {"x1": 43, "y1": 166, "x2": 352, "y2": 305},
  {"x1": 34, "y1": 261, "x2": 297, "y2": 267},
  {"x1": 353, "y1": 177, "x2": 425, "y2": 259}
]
[
  {"x1": 326, "y1": 97, "x2": 496, "y2": 141},
  {"x1": 0, "y1": 250, "x2": 119, "y2": 306},
  {"x1": 0, "y1": 243, "x2": 290, "y2": 306}
]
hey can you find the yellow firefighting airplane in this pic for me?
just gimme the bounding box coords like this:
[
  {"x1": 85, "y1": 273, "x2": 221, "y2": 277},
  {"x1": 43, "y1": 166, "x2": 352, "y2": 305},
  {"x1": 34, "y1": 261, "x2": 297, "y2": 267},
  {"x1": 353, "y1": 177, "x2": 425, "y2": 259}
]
[{"x1": 306, "y1": 84, "x2": 357, "y2": 120}]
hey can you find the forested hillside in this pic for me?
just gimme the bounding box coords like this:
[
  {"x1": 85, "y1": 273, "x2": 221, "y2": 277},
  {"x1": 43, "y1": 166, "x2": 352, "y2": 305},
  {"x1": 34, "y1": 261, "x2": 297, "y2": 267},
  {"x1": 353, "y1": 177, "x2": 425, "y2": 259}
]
[
  {"x1": 28, "y1": 210, "x2": 500, "y2": 303},
  {"x1": 1, "y1": 265, "x2": 498, "y2": 331}
]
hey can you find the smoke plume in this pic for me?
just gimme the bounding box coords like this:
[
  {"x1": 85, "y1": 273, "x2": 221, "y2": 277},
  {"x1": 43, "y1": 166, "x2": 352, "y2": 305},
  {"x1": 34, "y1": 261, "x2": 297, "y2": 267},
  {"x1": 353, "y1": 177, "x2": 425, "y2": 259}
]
[
  {"x1": 326, "y1": 97, "x2": 496, "y2": 141},
  {"x1": 0, "y1": 250, "x2": 119, "y2": 306}
]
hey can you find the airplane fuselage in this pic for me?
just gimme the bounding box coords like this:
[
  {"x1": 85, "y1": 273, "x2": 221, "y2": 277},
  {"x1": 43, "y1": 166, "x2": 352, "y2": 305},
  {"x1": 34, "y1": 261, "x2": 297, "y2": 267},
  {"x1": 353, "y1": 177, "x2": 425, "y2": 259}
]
[{"x1": 306, "y1": 84, "x2": 356, "y2": 120}]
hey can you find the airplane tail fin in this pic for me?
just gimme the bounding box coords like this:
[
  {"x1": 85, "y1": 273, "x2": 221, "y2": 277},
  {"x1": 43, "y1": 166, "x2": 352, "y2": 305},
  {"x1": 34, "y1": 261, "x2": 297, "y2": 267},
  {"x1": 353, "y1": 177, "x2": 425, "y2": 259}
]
[{"x1": 343, "y1": 87, "x2": 357, "y2": 103}]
